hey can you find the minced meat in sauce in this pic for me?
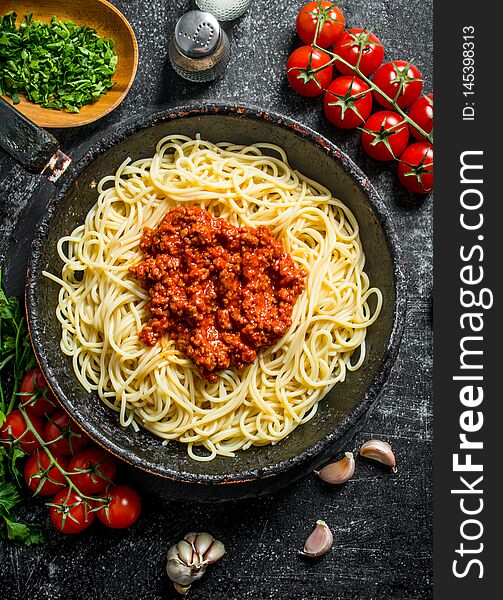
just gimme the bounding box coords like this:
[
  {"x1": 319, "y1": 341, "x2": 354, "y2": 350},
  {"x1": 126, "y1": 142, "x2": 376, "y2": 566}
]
[{"x1": 130, "y1": 206, "x2": 305, "y2": 382}]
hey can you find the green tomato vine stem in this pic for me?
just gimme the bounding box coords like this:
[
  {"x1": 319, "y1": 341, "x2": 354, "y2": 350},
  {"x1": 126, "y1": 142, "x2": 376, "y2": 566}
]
[
  {"x1": 19, "y1": 406, "x2": 106, "y2": 508},
  {"x1": 313, "y1": 42, "x2": 433, "y2": 144}
]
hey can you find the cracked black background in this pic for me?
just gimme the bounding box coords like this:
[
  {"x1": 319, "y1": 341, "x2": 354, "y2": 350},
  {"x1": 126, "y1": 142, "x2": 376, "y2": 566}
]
[{"x1": 0, "y1": 1, "x2": 432, "y2": 598}]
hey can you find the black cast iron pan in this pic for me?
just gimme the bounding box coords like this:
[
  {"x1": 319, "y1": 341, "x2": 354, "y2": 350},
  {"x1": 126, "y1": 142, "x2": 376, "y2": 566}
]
[{"x1": 0, "y1": 98, "x2": 406, "y2": 501}]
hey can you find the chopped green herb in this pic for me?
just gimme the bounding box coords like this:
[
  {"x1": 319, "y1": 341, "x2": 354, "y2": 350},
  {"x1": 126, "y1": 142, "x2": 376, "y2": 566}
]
[{"x1": 0, "y1": 11, "x2": 117, "y2": 112}]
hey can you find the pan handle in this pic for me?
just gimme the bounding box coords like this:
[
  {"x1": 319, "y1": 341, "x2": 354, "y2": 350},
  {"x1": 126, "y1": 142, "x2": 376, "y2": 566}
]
[{"x1": 0, "y1": 98, "x2": 71, "y2": 183}]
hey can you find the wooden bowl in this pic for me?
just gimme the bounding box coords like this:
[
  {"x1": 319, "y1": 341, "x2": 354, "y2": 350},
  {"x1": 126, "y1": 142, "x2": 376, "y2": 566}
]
[{"x1": 0, "y1": 0, "x2": 138, "y2": 128}]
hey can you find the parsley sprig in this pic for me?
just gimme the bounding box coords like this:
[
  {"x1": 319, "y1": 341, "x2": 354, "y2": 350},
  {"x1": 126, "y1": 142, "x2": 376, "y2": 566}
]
[
  {"x1": 0, "y1": 11, "x2": 117, "y2": 112},
  {"x1": 0, "y1": 269, "x2": 44, "y2": 544}
]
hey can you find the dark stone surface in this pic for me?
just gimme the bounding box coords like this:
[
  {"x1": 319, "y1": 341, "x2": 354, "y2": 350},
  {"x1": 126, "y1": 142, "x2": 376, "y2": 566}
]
[{"x1": 0, "y1": 1, "x2": 433, "y2": 598}]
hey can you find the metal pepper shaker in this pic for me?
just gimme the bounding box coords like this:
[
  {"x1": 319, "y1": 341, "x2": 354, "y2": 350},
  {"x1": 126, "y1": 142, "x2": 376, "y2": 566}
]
[{"x1": 168, "y1": 11, "x2": 230, "y2": 83}]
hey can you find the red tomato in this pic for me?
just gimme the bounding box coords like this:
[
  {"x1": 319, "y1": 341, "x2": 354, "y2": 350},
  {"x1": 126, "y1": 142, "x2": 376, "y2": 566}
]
[
  {"x1": 44, "y1": 411, "x2": 88, "y2": 456},
  {"x1": 49, "y1": 488, "x2": 95, "y2": 534},
  {"x1": 97, "y1": 485, "x2": 142, "y2": 529},
  {"x1": 0, "y1": 410, "x2": 44, "y2": 454},
  {"x1": 333, "y1": 28, "x2": 384, "y2": 76},
  {"x1": 68, "y1": 447, "x2": 117, "y2": 495},
  {"x1": 398, "y1": 142, "x2": 434, "y2": 194},
  {"x1": 24, "y1": 450, "x2": 68, "y2": 496},
  {"x1": 361, "y1": 111, "x2": 410, "y2": 161},
  {"x1": 373, "y1": 60, "x2": 423, "y2": 109},
  {"x1": 323, "y1": 76, "x2": 373, "y2": 129},
  {"x1": 286, "y1": 45, "x2": 333, "y2": 97},
  {"x1": 296, "y1": 1, "x2": 345, "y2": 48},
  {"x1": 408, "y1": 93, "x2": 433, "y2": 140},
  {"x1": 19, "y1": 367, "x2": 58, "y2": 417}
]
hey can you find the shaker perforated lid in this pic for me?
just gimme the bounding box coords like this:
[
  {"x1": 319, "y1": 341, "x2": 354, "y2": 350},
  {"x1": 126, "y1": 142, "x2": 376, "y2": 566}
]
[{"x1": 174, "y1": 10, "x2": 222, "y2": 58}]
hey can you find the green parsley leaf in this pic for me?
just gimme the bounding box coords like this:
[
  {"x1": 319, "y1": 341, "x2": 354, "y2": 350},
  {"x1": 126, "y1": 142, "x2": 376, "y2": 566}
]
[{"x1": 0, "y1": 269, "x2": 45, "y2": 545}]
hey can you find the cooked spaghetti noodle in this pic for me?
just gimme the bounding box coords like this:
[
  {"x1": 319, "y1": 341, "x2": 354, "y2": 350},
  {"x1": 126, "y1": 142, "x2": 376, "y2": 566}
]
[{"x1": 44, "y1": 135, "x2": 382, "y2": 461}]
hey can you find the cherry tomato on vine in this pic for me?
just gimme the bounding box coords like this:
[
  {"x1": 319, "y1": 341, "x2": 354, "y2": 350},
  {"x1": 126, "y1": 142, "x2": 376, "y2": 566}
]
[
  {"x1": 333, "y1": 28, "x2": 384, "y2": 77},
  {"x1": 24, "y1": 450, "x2": 68, "y2": 496},
  {"x1": 68, "y1": 447, "x2": 117, "y2": 495},
  {"x1": 49, "y1": 488, "x2": 95, "y2": 534},
  {"x1": 44, "y1": 411, "x2": 88, "y2": 456},
  {"x1": 19, "y1": 367, "x2": 58, "y2": 417},
  {"x1": 323, "y1": 76, "x2": 373, "y2": 129},
  {"x1": 408, "y1": 93, "x2": 433, "y2": 140},
  {"x1": 96, "y1": 485, "x2": 142, "y2": 529},
  {"x1": 296, "y1": 1, "x2": 345, "y2": 48},
  {"x1": 372, "y1": 60, "x2": 423, "y2": 109},
  {"x1": 0, "y1": 410, "x2": 44, "y2": 454},
  {"x1": 361, "y1": 111, "x2": 410, "y2": 161},
  {"x1": 286, "y1": 45, "x2": 333, "y2": 97},
  {"x1": 398, "y1": 142, "x2": 434, "y2": 194}
]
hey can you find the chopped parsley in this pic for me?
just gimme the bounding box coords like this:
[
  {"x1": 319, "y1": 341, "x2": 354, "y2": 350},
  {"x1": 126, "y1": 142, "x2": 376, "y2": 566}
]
[{"x1": 0, "y1": 11, "x2": 117, "y2": 112}]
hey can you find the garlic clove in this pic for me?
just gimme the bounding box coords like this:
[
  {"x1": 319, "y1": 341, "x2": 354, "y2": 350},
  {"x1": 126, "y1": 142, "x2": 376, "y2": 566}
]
[
  {"x1": 167, "y1": 544, "x2": 180, "y2": 562},
  {"x1": 194, "y1": 532, "x2": 214, "y2": 557},
  {"x1": 184, "y1": 532, "x2": 198, "y2": 545},
  {"x1": 315, "y1": 452, "x2": 355, "y2": 484},
  {"x1": 204, "y1": 539, "x2": 226, "y2": 565},
  {"x1": 166, "y1": 555, "x2": 204, "y2": 586},
  {"x1": 177, "y1": 539, "x2": 195, "y2": 566},
  {"x1": 300, "y1": 520, "x2": 333, "y2": 558},
  {"x1": 359, "y1": 439, "x2": 397, "y2": 472}
]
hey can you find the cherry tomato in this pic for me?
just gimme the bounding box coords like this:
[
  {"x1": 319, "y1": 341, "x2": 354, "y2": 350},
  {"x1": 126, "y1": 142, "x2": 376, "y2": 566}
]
[
  {"x1": 333, "y1": 28, "x2": 384, "y2": 76},
  {"x1": 24, "y1": 450, "x2": 68, "y2": 496},
  {"x1": 286, "y1": 45, "x2": 333, "y2": 97},
  {"x1": 97, "y1": 485, "x2": 142, "y2": 529},
  {"x1": 372, "y1": 60, "x2": 423, "y2": 109},
  {"x1": 19, "y1": 367, "x2": 58, "y2": 417},
  {"x1": 44, "y1": 411, "x2": 88, "y2": 456},
  {"x1": 408, "y1": 93, "x2": 433, "y2": 140},
  {"x1": 296, "y1": 1, "x2": 345, "y2": 48},
  {"x1": 398, "y1": 142, "x2": 434, "y2": 194},
  {"x1": 68, "y1": 447, "x2": 117, "y2": 495},
  {"x1": 0, "y1": 410, "x2": 45, "y2": 454},
  {"x1": 361, "y1": 111, "x2": 410, "y2": 161},
  {"x1": 49, "y1": 488, "x2": 95, "y2": 534},
  {"x1": 323, "y1": 76, "x2": 373, "y2": 129}
]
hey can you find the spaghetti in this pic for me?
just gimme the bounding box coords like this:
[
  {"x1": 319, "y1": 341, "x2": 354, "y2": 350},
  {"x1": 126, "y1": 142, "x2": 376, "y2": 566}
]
[{"x1": 44, "y1": 135, "x2": 382, "y2": 461}]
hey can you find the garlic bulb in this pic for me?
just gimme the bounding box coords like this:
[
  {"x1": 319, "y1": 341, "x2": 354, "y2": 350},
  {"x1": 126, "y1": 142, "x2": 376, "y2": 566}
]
[{"x1": 166, "y1": 532, "x2": 225, "y2": 595}]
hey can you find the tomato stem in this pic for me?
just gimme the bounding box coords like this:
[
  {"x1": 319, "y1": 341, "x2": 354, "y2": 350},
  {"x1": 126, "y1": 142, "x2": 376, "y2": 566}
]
[
  {"x1": 19, "y1": 406, "x2": 107, "y2": 506},
  {"x1": 313, "y1": 42, "x2": 433, "y2": 144}
]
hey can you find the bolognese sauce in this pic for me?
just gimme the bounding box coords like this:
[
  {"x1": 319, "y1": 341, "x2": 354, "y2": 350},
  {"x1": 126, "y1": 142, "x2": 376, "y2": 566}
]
[{"x1": 130, "y1": 206, "x2": 305, "y2": 382}]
